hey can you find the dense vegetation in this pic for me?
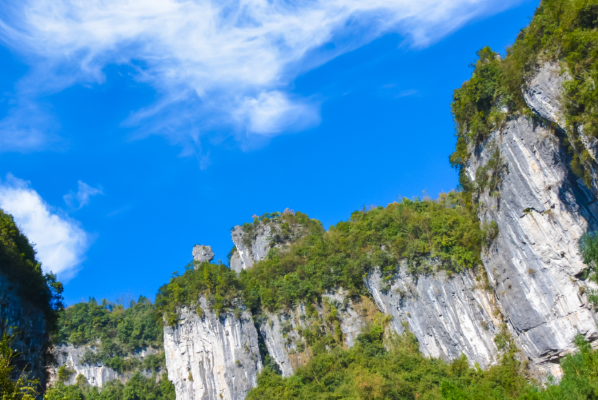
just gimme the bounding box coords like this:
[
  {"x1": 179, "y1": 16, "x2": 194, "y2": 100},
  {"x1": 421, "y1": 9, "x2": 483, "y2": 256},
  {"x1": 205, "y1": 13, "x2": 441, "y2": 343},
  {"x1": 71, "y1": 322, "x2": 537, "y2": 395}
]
[
  {"x1": 0, "y1": 334, "x2": 39, "y2": 400},
  {"x1": 451, "y1": 0, "x2": 598, "y2": 195},
  {"x1": 156, "y1": 193, "x2": 490, "y2": 323},
  {"x1": 0, "y1": 209, "x2": 63, "y2": 333},
  {"x1": 45, "y1": 372, "x2": 175, "y2": 400},
  {"x1": 247, "y1": 318, "x2": 598, "y2": 400},
  {"x1": 578, "y1": 231, "x2": 598, "y2": 308},
  {"x1": 56, "y1": 297, "x2": 164, "y2": 373}
]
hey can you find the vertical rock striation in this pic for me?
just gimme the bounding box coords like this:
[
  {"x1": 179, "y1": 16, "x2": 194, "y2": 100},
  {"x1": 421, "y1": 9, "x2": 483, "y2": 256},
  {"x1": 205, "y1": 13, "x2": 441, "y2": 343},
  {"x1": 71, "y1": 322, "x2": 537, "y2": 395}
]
[
  {"x1": 230, "y1": 225, "x2": 272, "y2": 273},
  {"x1": 163, "y1": 297, "x2": 262, "y2": 400},
  {"x1": 466, "y1": 62, "x2": 598, "y2": 375},
  {"x1": 366, "y1": 265, "x2": 500, "y2": 368},
  {"x1": 258, "y1": 291, "x2": 373, "y2": 377}
]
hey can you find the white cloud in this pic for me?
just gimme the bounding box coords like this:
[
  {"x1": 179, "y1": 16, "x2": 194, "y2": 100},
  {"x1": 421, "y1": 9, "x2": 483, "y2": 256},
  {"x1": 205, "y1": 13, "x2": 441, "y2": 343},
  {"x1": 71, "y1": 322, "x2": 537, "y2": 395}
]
[
  {"x1": 64, "y1": 181, "x2": 103, "y2": 210},
  {"x1": 0, "y1": 0, "x2": 523, "y2": 150},
  {"x1": 0, "y1": 174, "x2": 89, "y2": 280}
]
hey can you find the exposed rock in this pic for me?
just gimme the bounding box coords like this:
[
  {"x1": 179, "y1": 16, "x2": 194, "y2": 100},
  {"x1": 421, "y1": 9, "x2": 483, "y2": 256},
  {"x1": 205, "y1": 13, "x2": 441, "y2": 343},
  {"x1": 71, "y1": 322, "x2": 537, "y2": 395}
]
[
  {"x1": 0, "y1": 274, "x2": 48, "y2": 386},
  {"x1": 193, "y1": 245, "x2": 215, "y2": 264},
  {"x1": 466, "y1": 63, "x2": 598, "y2": 376},
  {"x1": 48, "y1": 345, "x2": 161, "y2": 387},
  {"x1": 258, "y1": 290, "x2": 373, "y2": 377},
  {"x1": 366, "y1": 265, "x2": 500, "y2": 368},
  {"x1": 163, "y1": 297, "x2": 262, "y2": 400},
  {"x1": 523, "y1": 62, "x2": 568, "y2": 126},
  {"x1": 524, "y1": 62, "x2": 598, "y2": 173},
  {"x1": 230, "y1": 225, "x2": 272, "y2": 273}
]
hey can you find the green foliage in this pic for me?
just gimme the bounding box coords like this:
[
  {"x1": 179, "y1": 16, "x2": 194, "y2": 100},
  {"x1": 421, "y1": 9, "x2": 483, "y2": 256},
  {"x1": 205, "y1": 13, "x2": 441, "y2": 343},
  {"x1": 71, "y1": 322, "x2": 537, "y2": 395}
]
[
  {"x1": 247, "y1": 319, "x2": 535, "y2": 400},
  {"x1": 0, "y1": 209, "x2": 63, "y2": 333},
  {"x1": 578, "y1": 231, "x2": 598, "y2": 307},
  {"x1": 155, "y1": 261, "x2": 242, "y2": 326},
  {"x1": 241, "y1": 192, "x2": 485, "y2": 313},
  {"x1": 45, "y1": 372, "x2": 175, "y2": 400},
  {"x1": 56, "y1": 296, "x2": 164, "y2": 373},
  {"x1": 57, "y1": 296, "x2": 161, "y2": 350},
  {"x1": 0, "y1": 334, "x2": 38, "y2": 400},
  {"x1": 157, "y1": 194, "x2": 486, "y2": 318},
  {"x1": 247, "y1": 317, "x2": 598, "y2": 400},
  {"x1": 452, "y1": 0, "x2": 598, "y2": 192},
  {"x1": 57, "y1": 365, "x2": 75, "y2": 383}
]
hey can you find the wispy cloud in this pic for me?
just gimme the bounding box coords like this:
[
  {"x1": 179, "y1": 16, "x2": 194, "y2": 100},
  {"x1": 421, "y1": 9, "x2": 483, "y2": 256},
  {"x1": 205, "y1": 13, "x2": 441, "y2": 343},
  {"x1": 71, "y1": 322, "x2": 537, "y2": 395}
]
[
  {"x1": 0, "y1": 174, "x2": 89, "y2": 281},
  {"x1": 0, "y1": 0, "x2": 522, "y2": 152},
  {"x1": 64, "y1": 180, "x2": 103, "y2": 210}
]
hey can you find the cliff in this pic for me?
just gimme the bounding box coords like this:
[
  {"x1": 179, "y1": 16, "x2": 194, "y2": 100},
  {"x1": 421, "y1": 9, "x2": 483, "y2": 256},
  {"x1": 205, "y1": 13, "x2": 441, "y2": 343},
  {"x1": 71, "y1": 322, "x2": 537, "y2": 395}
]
[
  {"x1": 48, "y1": 344, "x2": 163, "y2": 387},
  {"x1": 465, "y1": 62, "x2": 598, "y2": 377},
  {"x1": 163, "y1": 297, "x2": 262, "y2": 400},
  {"x1": 0, "y1": 274, "x2": 49, "y2": 387},
  {"x1": 366, "y1": 264, "x2": 501, "y2": 369}
]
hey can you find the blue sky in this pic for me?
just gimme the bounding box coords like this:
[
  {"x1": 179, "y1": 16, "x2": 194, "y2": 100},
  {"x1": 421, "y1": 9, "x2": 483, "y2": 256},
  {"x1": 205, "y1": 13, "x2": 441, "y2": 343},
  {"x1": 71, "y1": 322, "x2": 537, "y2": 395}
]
[{"x1": 0, "y1": 0, "x2": 538, "y2": 305}]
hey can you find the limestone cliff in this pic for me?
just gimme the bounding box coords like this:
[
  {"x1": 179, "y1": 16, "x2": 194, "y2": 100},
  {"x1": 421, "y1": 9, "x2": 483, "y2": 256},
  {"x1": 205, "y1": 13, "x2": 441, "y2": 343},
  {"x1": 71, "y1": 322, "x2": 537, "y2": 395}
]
[
  {"x1": 366, "y1": 265, "x2": 501, "y2": 369},
  {"x1": 467, "y1": 62, "x2": 598, "y2": 376},
  {"x1": 163, "y1": 297, "x2": 262, "y2": 400},
  {"x1": 258, "y1": 291, "x2": 376, "y2": 377},
  {"x1": 48, "y1": 345, "x2": 162, "y2": 387},
  {"x1": 229, "y1": 213, "x2": 310, "y2": 274}
]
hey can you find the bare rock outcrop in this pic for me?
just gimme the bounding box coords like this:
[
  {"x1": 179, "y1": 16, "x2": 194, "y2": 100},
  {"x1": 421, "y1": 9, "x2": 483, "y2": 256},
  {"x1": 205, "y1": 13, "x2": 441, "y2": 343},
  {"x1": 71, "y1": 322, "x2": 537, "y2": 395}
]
[
  {"x1": 49, "y1": 345, "x2": 161, "y2": 387},
  {"x1": 258, "y1": 291, "x2": 374, "y2": 377},
  {"x1": 366, "y1": 266, "x2": 500, "y2": 368},
  {"x1": 193, "y1": 245, "x2": 215, "y2": 264},
  {"x1": 163, "y1": 297, "x2": 262, "y2": 400},
  {"x1": 466, "y1": 62, "x2": 598, "y2": 376}
]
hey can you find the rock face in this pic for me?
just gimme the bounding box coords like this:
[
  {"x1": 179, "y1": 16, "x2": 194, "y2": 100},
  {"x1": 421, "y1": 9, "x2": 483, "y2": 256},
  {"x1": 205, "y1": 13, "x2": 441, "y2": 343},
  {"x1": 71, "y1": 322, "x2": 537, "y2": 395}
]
[
  {"x1": 366, "y1": 265, "x2": 500, "y2": 368},
  {"x1": 193, "y1": 245, "x2": 215, "y2": 264},
  {"x1": 258, "y1": 291, "x2": 375, "y2": 377},
  {"x1": 0, "y1": 274, "x2": 48, "y2": 386},
  {"x1": 229, "y1": 225, "x2": 272, "y2": 273},
  {"x1": 466, "y1": 62, "x2": 598, "y2": 376},
  {"x1": 49, "y1": 345, "x2": 161, "y2": 387},
  {"x1": 163, "y1": 297, "x2": 262, "y2": 400}
]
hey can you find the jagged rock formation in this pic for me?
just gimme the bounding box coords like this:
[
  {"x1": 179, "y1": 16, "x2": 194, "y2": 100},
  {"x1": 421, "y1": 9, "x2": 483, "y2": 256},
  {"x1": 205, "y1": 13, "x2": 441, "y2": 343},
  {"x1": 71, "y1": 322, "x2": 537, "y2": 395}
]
[
  {"x1": 229, "y1": 217, "x2": 309, "y2": 274},
  {"x1": 230, "y1": 225, "x2": 272, "y2": 273},
  {"x1": 193, "y1": 245, "x2": 215, "y2": 264},
  {"x1": 163, "y1": 297, "x2": 262, "y2": 400},
  {"x1": 467, "y1": 62, "x2": 598, "y2": 376},
  {"x1": 0, "y1": 274, "x2": 48, "y2": 386},
  {"x1": 258, "y1": 291, "x2": 376, "y2": 377},
  {"x1": 49, "y1": 345, "x2": 161, "y2": 387},
  {"x1": 366, "y1": 265, "x2": 501, "y2": 368}
]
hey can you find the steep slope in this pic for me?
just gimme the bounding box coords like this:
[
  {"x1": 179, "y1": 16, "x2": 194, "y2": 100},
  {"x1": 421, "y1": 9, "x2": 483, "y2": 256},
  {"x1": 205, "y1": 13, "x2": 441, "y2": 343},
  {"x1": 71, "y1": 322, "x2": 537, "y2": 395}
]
[
  {"x1": 0, "y1": 209, "x2": 63, "y2": 388},
  {"x1": 163, "y1": 297, "x2": 262, "y2": 400}
]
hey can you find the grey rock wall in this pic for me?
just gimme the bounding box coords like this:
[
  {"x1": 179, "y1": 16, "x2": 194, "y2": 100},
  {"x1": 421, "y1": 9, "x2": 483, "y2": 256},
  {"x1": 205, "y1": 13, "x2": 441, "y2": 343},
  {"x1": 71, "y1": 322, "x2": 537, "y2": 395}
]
[
  {"x1": 163, "y1": 297, "x2": 262, "y2": 400},
  {"x1": 230, "y1": 225, "x2": 272, "y2": 273},
  {"x1": 366, "y1": 265, "x2": 500, "y2": 368},
  {"x1": 258, "y1": 290, "x2": 371, "y2": 377},
  {"x1": 0, "y1": 274, "x2": 48, "y2": 386},
  {"x1": 466, "y1": 62, "x2": 598, "y2": 376},
  {"x1": 48, "y1": 345, "x2": 161, "y2": 387}
]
